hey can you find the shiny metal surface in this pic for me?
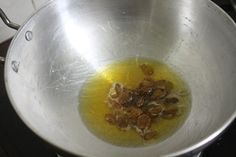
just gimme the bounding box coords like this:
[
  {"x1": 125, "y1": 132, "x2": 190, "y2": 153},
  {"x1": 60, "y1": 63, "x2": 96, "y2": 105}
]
[{"x1": 3, "y1": 0, "x2": 236, "y2": 156}]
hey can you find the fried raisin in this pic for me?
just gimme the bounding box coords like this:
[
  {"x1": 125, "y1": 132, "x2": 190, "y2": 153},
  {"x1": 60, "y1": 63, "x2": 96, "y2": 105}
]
[
  {"x1": 143, "y1": 130, "x2": 157, "y2": 140},
  {"x1": 136, "y1": 114, "x2": 151, "y2": 129},
  {"x1": 164, "y1": 97, "x2": 179, "y2": 104},
  {"x1": 156, "y1": 80, "x2": 173, "y2": 92},
  {"x1": 105, "y1": 114, "x2": 116, "y2": 125},
  {"x1": 148, "y1": 105, "x2": 163, "y2": 117},
  {"x1": 116, "y1": 115, "x2": 129, "y2": 128},
  {"x1": 140, "y1": 63, "x2": 154, "y2": 76}
]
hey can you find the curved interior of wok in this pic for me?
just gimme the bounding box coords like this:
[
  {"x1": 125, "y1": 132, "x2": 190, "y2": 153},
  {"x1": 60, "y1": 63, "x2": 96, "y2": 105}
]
[{"x1": 4, "y1": 0, "x2": 236, "y2": 156}]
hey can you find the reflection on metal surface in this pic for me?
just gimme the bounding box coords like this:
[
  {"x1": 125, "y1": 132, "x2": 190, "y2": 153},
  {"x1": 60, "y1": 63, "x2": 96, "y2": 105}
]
[
  {"x1": 11, "y1": 60, "x2": 20, "y2": 73},
  {"x1": 25, "y1": 31, "x2": 33, "y2": 41},
  {"x1": 59, "y1": 6, "x2": 99, "y2": 72}
]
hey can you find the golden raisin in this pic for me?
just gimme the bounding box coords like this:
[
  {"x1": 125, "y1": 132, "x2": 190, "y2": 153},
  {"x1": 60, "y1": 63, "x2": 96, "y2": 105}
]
[
  {"x1": 156, "y1": 80, "x2": 173, "y2": 92},
  {"x1": 136, "y1": 98, "x2": 145, "y2": 107},
  {"x1": 128, "y1": 117, "x2": 137, "y2": 126},
  {"x1": 143, "y1": 130, "x2": 157, "y2": 140},
  {"x1": 114, "y1": 83, "x2": 122, "y2": 95},
  {"x1": 125, "y1": 107, "x2": 143, "y2": 118},
  {"x1": 105, "y1": 114, "x2": 116, "y2": 125},
  {"x1": 107, "y1": 98, "x2": 122, "y2": 108},
  {"x1": 136, "y1": 114, "x2": 151, "y2": 129},
  {"x1": 105, "y1": 72, "x2": 181, "y2": 140},
  {"x1": 118, "y1": 88, "x2": 133, "y2": 106},
  {"x1": 151, "y1": 88, "x2": 168, "y2": 99},
  {"x1": 140, "y1": 63, "x2": 154, "y2": 76},
  {"x1": 164, "y1": 97, "x2": 179, "y2": 104},
  {"x1": 116, "y1": 115, "x2": 129, "y2": 128},
  {"x1": 148, "y1": 105, "x2": 163, "y2": 117},
  {"x1": 163, "y1": 106, "x2": 178, "y2": 115}
]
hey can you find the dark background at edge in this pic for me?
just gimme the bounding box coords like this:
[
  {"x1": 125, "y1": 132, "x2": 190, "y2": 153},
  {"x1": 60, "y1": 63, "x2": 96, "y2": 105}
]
[{"x1": 0, "y1": 0, "x2": 235, "y2": 156}]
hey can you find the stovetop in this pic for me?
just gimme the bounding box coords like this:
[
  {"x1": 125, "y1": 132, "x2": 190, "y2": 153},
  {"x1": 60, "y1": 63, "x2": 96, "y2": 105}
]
[{"x1": 0, "y1": 0, "x2": 235, "y2": 157}]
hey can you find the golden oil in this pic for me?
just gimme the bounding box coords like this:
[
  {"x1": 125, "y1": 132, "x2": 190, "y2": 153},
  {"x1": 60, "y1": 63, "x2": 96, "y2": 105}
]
[{"x1": 79, "y1": 57, "x2": 191, "y2": 147}]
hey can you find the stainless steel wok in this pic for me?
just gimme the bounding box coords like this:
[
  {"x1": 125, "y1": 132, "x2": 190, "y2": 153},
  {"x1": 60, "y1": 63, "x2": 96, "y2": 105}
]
[{"x1": 0, "y1": 0, "x2": 236, "y2": 156}]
